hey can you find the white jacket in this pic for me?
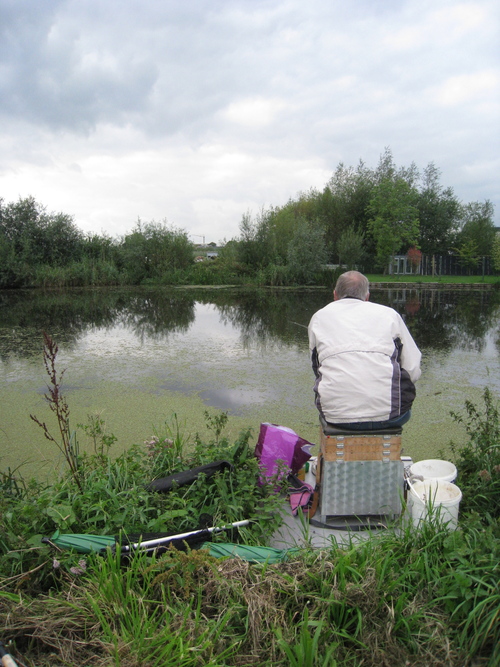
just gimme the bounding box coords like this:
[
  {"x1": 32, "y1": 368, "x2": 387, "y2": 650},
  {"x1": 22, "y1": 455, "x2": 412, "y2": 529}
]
[{"x1": 308, "y1": 298, "x2": 421, "y2": 424}]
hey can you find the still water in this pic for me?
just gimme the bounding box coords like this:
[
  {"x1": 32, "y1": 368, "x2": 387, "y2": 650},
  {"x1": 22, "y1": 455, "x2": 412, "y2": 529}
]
[{"x1": 1, "y1": 286, "x2": 499, "y2": 479}]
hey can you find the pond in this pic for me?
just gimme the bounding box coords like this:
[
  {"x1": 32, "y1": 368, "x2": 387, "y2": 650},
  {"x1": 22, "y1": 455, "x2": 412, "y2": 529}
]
[{"x1": 1, "y1": 286, "x2": 499, "y2": 480}]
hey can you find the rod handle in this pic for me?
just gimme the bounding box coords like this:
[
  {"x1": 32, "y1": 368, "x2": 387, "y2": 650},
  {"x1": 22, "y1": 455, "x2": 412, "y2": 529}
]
[{"x1": 2, "y1": 655, "x2": 18, "y2": 667}]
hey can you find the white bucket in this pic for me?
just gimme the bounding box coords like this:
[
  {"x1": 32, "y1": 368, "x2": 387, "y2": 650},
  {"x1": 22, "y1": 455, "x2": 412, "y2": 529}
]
[
  {"x1": 409, "y1": 479, "x2": 462, "y2": 530},
  {"x1": 410, "y1": 459, "x2": 457, "y2": 483}
]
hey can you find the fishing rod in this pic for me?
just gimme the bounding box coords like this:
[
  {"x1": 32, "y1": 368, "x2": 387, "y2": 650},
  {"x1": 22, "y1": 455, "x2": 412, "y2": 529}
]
[
  {"x1": 120, "y1": 519, "x2": 251, "y2": 553},
  {"x1": 289, "y1": 320, "x2": 308, "y2": 329},
  {"x1": 0, "y1": 642, "x2": 18, "y2": 667}
]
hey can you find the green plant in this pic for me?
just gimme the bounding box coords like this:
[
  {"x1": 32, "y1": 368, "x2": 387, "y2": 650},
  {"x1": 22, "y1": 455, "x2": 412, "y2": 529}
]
[
  {"x1": 84, "y1": 548, "x2": 236, "y2": 666},
  {"x1": 144, "y1": 413, "x2": 187, "y2": 479},
  {"x1": 2, "y1": 513, "x2": 499, "y2": 666},
  {"x1": 453, "y1": 239, "x2": 480, "y2": 273},
  {"x1": 275, "y1": 607, "x2": 338, "y2": 666},
  {"x1": 435, "y1": 513, "x2": 500, "y2": 662},
  {"x1": 1, "y1": 385, "x2": 286, "y2": 592},
  {"x1": 77, "y1": 413, "x2": 117, "y2": 460},
  {"x1": 203, "y1": 409, "x2": 229, "y2": 446},
  {"x1": 448, "y1": 388, "x2": 500, "y2": 517},
  {"x1": 0, "y1": 466, "x2": 29, "y2": 500}
]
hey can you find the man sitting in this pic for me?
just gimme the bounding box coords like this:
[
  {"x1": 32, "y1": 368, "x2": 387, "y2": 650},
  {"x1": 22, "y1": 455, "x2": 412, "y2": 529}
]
[{"x1": 308, "y1": 270, "x2": 421, "y2": 431}]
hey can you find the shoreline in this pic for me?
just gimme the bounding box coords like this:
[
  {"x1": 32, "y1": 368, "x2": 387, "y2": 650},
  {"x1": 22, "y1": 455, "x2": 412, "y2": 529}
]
[{"x1": 370, "y1": 282, "x2": 494, "y2": 290}]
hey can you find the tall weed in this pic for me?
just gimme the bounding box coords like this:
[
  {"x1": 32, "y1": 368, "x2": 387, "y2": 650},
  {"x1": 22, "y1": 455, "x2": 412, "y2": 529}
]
[{"x1": 30, "y1": 332, "x2": 83, "y2": 491}]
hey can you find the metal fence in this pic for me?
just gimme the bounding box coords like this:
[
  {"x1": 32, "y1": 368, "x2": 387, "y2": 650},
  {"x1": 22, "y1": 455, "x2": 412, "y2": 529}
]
[{"x1": 390, "y1": 254, "x2": 495, "y2": 277}]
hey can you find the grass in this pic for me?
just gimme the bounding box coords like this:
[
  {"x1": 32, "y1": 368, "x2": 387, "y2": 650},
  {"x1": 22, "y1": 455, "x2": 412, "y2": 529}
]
[
  {"x1": 2, "y1": 515, "x2": 498, "y2": 666},
  {"x1": 0, "y1": 343, "x2": 499, "y2": 666}
]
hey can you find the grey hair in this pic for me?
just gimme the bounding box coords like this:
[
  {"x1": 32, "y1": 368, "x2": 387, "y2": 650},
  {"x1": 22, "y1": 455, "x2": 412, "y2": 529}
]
[{"x1": 335, "y1": 271, "x2": 370, "y2": 300}]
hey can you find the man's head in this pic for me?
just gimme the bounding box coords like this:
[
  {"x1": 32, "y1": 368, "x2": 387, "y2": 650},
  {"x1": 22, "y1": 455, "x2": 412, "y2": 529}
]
[{"x1": 334, "y1": 271, "x2": 370, "y2": 301}]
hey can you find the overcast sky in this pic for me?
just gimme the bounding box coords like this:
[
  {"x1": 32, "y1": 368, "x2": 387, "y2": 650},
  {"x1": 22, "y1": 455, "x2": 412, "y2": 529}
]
[{"x1": 0, "y1": 0, "x2": 499, "y2": 243}]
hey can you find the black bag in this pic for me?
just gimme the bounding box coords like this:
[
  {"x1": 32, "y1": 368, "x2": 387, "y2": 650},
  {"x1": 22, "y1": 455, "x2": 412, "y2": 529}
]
[{"x1": 147, "y1": 460, "x2": 234, "y2": 493}]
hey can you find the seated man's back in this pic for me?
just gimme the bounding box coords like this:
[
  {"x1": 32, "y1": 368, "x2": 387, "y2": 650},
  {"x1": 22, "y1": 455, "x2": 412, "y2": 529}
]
[{"x1": 308, "y1": 271, "x2": 421, "y2": 429}]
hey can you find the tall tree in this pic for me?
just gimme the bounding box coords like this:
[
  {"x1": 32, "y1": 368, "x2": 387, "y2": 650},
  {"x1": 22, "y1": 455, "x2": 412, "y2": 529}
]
[
  {"x1": 323, "y1": 160, "x2": 374, "y2": 259},
  {"x1": 337, "y1": 228, "x2": 366, "y2": 269},
  {"x1": 417, "y1": 163, "x2": 460, "y2": 255},
  {"x1": 236, "y1": 209, "x2": 274, "y2": 269},
  {"x1": 0, "y1": 195, "x2": 82, "y2": 269},
  {"x1": 456, "y1": 200, "x2": 496, "y2": 257},
  {"x1": 286, "y1": 218, "x2": 328, "y2": 283},
  {"x1": 119, "y1": 219, "x2": 193, "y2": 283},
  {"x1": 492, "y1": 232, "x2": 500, "y2": 272},
  {"x1": 367, "y1": 177, "x2": 420, "y2": 271}
]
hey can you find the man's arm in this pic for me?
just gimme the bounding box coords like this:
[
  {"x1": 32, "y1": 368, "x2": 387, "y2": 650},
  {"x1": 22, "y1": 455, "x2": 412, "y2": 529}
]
[
  {"x1": 399, "y1": 319, "x2": 422, "y2": 383},
  {"x1": 308, "y1": 323, "x2": 320, "y2": 378},
  {"x1": 311, "y1": 347, "x2": 320, "y2": 378}
]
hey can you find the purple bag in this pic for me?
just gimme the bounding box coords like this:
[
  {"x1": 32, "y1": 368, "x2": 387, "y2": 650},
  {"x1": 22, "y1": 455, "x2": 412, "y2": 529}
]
[{"x1": 254, "y1": 423, "x2": 313, "y2": 481}]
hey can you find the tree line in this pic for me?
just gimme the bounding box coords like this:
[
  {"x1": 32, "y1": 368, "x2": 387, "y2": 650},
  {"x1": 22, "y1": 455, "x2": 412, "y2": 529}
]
[
  {"x1": 0, "y1": 198, "x2": 194, "y2": 288},
  {"x1": 229, "y1": 148, "x2": 498, "y2": 284},
  {"x1": 1, "y1": 149, "x2": 498, "y2": 289}
]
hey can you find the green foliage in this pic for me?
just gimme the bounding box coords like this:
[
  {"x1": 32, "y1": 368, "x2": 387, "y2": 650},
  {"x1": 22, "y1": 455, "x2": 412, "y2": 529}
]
[
  {"x1": 367, "y1": 176, "x2": 420, "y2": 270},
  {"x1": 436, "y1": 514, "x2": 500, "y2": 661},
  {"x1": 275, "y1": 606, "x2": 339, "y2": 667},
  {"x1": 448, "y1": 388, "x2": 500, "y2": 518},
  {"x1": 3, "y1": 513, "x2": 499, "y2": 665},
  {"x1": 492, "y1": 232, "x2": 500, "y2": 272},
  {"x1": 257, "y1": 262, "x2": 291, "y2": 286},
  {"x1": 453, "y1": 239, "x2": 480, "y2": 273},
  {"x1": 2, "y1": 412, "x2": 500, "y2": 666},
  {"x1": 417, "y1": 162, "x2": 461, "y2": 255},
  {"x1": 1, "y1": 152, "x2": 496, "y2": 289},
  {"x1": 286, "y1": 218, "x2": 328, "y2": 283},
  {"x1": 175, "y1": 257, "x2": 245, "y2": 286},
  {"x1": 235, "y1": 205, "x2": 331, "y2": 285},
  {"x1": 0, "y1": 412, "x2": 285, "y2": 595},
  {"x1": 236, "y1": 209, "x2": 275, "y2": 270},
  {"x1": 33, "y1": 259, "x2": 121, "y2": 287},
  {"x1": 336, "y1": 227, "x2": 366, "y2": 269},
  {"x1": 83, "y1": 548, "x2": 237, "y2": 666},
  {"x1": 77, "y1": 413, "x2": 117, "y2": 460},
  {"x1": 119, "y1": 219, "x2": 194, "y2": 284},
  {"x1": 0, "y1": 195, "x2": 83, "y2": 286},
  {"x1": 323, "y1": 160, "x2": 375, "y2": 258},
  {"x1": 457, "y1": 200, "x2": 497, "y2": 257}
]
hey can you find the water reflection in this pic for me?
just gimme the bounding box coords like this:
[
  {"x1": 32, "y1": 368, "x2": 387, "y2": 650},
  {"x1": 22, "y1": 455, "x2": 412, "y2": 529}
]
[
  {"x1": 370, "y1": 288, "x2": 500, "y2": 353},
  {"x1": 0, "y1": 288, "x2": 196, "y2": 360},
  {"x1": 2, "y1": 286, "x2": 500, "y2": 475},
  {"x1": 0, "y1": 286, "x2": 499, "y2": 361}
]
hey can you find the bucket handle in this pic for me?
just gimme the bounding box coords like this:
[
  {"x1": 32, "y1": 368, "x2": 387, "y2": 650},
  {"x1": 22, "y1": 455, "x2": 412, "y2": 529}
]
[{"x1": 407, "y1": 475, "x2": 425, "y2": 502}]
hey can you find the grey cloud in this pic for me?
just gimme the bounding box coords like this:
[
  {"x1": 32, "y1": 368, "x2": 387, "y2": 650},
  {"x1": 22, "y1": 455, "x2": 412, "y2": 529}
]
[
  {"x1": 2, "y1": 1, "x2": 397, "y2": 137},
  {"x1": 1, "y1": 0, "x2": 287, "y2": 135},
  {"x1": 0, "y1": 0, "x2": 497, "y2": 232},
  {"x1": 0, "y1": 1, "x2": 160, "y2": 132}
]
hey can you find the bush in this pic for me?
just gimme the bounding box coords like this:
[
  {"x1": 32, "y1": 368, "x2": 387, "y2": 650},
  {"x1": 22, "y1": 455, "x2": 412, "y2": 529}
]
[
  {"x1": 0, "y1": 408, "x2": 285, "y2": 595},
  {"x1": 448, "y1": 388, "x2": 500, "y2": 518}
]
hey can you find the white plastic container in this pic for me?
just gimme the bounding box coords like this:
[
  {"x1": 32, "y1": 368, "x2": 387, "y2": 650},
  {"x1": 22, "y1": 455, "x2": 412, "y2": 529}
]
[
  {"x1": 410, "y1": 459, "x2": 457, "y2": 483},
  {"x1": 409, "y1": 479, "x2": 462, "y2": 530}
]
